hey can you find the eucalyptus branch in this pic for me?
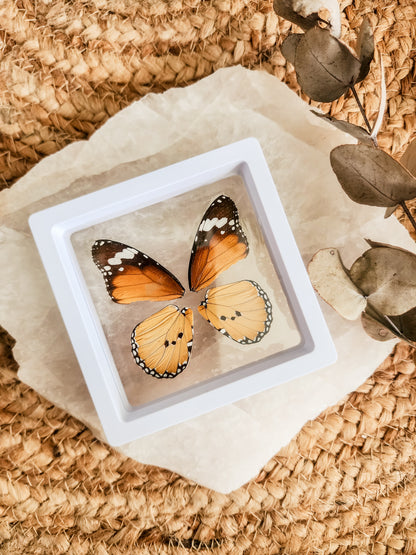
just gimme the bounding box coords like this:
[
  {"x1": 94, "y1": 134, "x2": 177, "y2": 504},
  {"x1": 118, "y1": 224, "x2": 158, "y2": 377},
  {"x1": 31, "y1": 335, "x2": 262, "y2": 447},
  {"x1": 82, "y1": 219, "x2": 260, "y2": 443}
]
[
  {"x1": 349, "y1": 85, "x2": 416, "y2": 234},
  {"x1": 275, "y1": 0, "x2": 416, "y2": 345},
  {"x1": 350, "y1": 84, "x2": 377, "y2": 146},
  {"x1": 400, "y1": 200, "x2": 416, "y2": 234}
]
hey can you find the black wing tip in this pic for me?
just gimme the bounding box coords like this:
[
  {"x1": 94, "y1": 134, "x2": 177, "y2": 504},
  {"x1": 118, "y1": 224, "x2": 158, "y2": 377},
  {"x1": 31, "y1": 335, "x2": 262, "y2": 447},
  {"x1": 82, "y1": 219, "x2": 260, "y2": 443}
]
[
  {"x1": 211, "y1": 194, "x2": 233, "y2": 204},
  {"x1": 207, "y1": 194, "x2": 238, "y2": 214},
  {"x1": 92, "y1": 238, "x2": 117, "y2": 249},
  {"x1": 91, "y1": 239, "x2": 115, "y2": 261},
  {"x1": 91, "y1": 239, "x2": 101, "y2": 259}
]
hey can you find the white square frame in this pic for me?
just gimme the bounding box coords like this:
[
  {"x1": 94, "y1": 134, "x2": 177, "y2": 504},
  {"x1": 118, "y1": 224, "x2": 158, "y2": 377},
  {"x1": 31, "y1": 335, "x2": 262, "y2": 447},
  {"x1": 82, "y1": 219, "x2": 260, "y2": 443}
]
[{"x1": 29, "y1": 138, "x2": 336, "y2": 446}]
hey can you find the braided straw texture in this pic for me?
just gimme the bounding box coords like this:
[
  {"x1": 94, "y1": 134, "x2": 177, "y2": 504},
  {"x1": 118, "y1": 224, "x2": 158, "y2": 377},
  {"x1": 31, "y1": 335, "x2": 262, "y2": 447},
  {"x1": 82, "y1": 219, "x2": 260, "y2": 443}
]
[{"x1": 0, "y1": 0, "x2": 415, "y2": 553}]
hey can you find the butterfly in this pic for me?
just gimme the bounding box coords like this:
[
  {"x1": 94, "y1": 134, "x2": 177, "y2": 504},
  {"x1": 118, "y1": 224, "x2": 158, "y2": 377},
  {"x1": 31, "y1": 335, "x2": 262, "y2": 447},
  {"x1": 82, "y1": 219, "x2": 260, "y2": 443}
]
[{"x1": 92, "y1": 195, "x2": 273, "y2": 379}]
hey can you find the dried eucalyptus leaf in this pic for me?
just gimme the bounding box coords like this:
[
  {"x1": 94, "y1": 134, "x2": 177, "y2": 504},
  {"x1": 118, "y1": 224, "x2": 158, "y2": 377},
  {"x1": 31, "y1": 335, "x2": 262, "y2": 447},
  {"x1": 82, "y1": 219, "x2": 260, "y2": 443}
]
[
  {"x1": 308, "y1": 248, "x2": 366, "y2": 320},
  {"x1": 294, "y1": 28, "x2": 361, "y2": 102},
  {"x1": 273, "y1": 0, "x2": 320, "y2": 32},
  {"x1": 364, "y1": 239, "x2": 412, "y2": 253},
  {"x1": 330, "y1": 144, "x2": 416, "y2": 207},
  {"x1": 281, "y1": 34, "x2": 303, "y2": 66},
  {"x1": 356, "y1": 17, "x2": 374, "y2": 83},
  {"x1": 401, "y1": 138, "x2": 416, "y2": 177},
  {"x1": 361, "y1": 311, "x2": 397, "y2": 342},
  {"x1": 311, "y1": 110, "x2": 373, "y2": 144},
  {"x1": 364, "y1": 303, "x2": 406, "y2": 340},
  {"x1": 384, "y1": 205, "x2": 398, "y2": 218},
  {"x1": 390, "y1": 306, "x2": 416, "y2": 343},
  {"x1": 349, "y1": 245, "x2": 416, "y2": 315}
]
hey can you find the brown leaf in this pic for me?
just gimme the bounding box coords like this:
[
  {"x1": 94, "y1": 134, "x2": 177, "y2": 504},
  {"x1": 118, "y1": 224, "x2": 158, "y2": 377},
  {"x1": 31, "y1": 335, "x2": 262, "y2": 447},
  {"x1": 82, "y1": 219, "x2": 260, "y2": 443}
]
[
  {"x1": 390, "y1": 306, "x2": 416, "y2": 343},
  {"x1": 281, "y1": 34, "x2": 302, "y2": 66},
  {"x1": 365, "y1": 303, "x2": 410, "y2": 342},
  {"x1": 363, "y1": 239, "x2": 412, "y2": 253},
  {"x1": 384, "y1": 205, "x2": 398, "y2": 218},
  {"x1": 273, "y1": 0, "x2": 320, "y2": 32},
  {"x1": 330, "y1": 144, "x2": 416, "y2": 207},
  {"x1": 311, "y1": 111, "x2": 373, "y2": 144},
  {"x1": 294, "y1": 28, "x2": 361, "y2": 102},
  {"x1": 308, "y1": 248, "x2": 366, "y2": 320},
  {"x1": 361, "y1": 311, "x2": 396, "y2": 342},
  {"x1": 349, "y1": 244, "x2": 416, "y2": 315},
  {"x1": 401, "y1": 137, "x2": 416, "y2": 177},
  {"x1": 356, "y1": 17, "x2": 374, "y2": 83}
]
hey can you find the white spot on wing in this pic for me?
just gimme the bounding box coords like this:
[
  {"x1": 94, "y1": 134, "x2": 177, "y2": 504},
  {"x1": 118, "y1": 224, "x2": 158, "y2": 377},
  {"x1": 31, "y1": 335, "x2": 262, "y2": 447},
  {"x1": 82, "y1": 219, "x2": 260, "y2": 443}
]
[
  {"x1": 108, "y1": 248, "x2": 136, "y2": 265},
  {"x1": 202, "y1": 217, "x2": 228, "y2": 232}
]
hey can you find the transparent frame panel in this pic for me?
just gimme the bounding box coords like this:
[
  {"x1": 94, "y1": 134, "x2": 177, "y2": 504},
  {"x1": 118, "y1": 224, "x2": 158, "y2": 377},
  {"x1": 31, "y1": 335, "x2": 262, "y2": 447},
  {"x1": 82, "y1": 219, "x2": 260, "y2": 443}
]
[{"x1": 71, "y1": 175, "x2": 301, "y2": 407}]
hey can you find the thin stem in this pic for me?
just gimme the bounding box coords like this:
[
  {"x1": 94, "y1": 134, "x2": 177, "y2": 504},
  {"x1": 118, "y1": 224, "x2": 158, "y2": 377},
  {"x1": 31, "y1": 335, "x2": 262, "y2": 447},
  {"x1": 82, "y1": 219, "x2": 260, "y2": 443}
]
[
  {"x1": 350, "y1": 85, "x2": 371, "y2": 133},
  {"x1": 350, "y1": 85, "x2": 378, "y2": 146},
  {"x1": 400, "y1": 200, "x2": 416, "y2": 234},
  {"x1": 366, "y1": 302, "x2": 406, "y2": 341}
]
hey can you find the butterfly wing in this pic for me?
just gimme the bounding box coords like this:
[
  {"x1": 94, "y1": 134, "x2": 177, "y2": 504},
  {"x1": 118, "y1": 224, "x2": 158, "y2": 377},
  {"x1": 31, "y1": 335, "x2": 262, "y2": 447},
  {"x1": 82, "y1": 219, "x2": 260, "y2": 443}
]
[
  {"x1": 198, "y1": 280, "x2": 272, "y2": 344},
  {"x1": 131, "y1": 305, "x2": 194, "y2": 378},
  {"x1": 92, "y1": 240, "x2": 185, "y2": 304},
  {"x1": 188, "y1": 195, "x2": 249, "y2": 292}
]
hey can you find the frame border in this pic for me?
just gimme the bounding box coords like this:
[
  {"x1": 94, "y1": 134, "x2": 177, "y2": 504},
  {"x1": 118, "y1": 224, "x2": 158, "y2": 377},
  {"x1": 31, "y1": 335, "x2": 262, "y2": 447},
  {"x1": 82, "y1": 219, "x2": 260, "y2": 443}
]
[{"x1": 29, "y1": 138, "x2": 336, "y2": 445}]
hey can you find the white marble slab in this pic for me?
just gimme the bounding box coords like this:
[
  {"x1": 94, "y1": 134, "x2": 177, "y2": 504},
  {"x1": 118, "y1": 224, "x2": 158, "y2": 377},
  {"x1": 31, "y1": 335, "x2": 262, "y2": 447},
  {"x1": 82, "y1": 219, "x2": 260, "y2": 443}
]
[{"x1": 1, "y1": 66, "x2": 413, "y2": 493}]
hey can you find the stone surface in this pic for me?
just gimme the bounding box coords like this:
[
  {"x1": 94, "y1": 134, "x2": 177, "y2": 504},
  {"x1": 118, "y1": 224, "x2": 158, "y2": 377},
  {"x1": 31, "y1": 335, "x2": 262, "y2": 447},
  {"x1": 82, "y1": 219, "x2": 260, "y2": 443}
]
[{"x1": 1, "y1": 66, "x2": 414, "y2": 493}]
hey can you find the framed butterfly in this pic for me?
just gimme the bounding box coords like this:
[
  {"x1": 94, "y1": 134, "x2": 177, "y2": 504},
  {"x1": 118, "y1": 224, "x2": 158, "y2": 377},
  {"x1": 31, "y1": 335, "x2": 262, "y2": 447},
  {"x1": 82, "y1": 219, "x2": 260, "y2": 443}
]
[{"x1": 92, "y1": 195, "x2": 273, "y2": 379}]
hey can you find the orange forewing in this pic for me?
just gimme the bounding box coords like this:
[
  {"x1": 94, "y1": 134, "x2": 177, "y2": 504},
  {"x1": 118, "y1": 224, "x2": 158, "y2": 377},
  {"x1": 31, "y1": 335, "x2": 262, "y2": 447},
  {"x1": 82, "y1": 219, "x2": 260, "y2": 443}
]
[
  {"x1": 188, "y1": 195, "x2": 249, "y2": 291},
  {"x1": 92, "y1": 240, "x2": 184, "y2": 304}
]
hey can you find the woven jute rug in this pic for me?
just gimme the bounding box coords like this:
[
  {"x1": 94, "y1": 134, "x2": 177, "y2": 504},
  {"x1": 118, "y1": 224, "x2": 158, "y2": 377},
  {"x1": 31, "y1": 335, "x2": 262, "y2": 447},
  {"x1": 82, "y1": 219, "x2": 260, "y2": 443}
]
[{"x1": 1, "y1": 1, "x2": 416, "y2": 553}]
